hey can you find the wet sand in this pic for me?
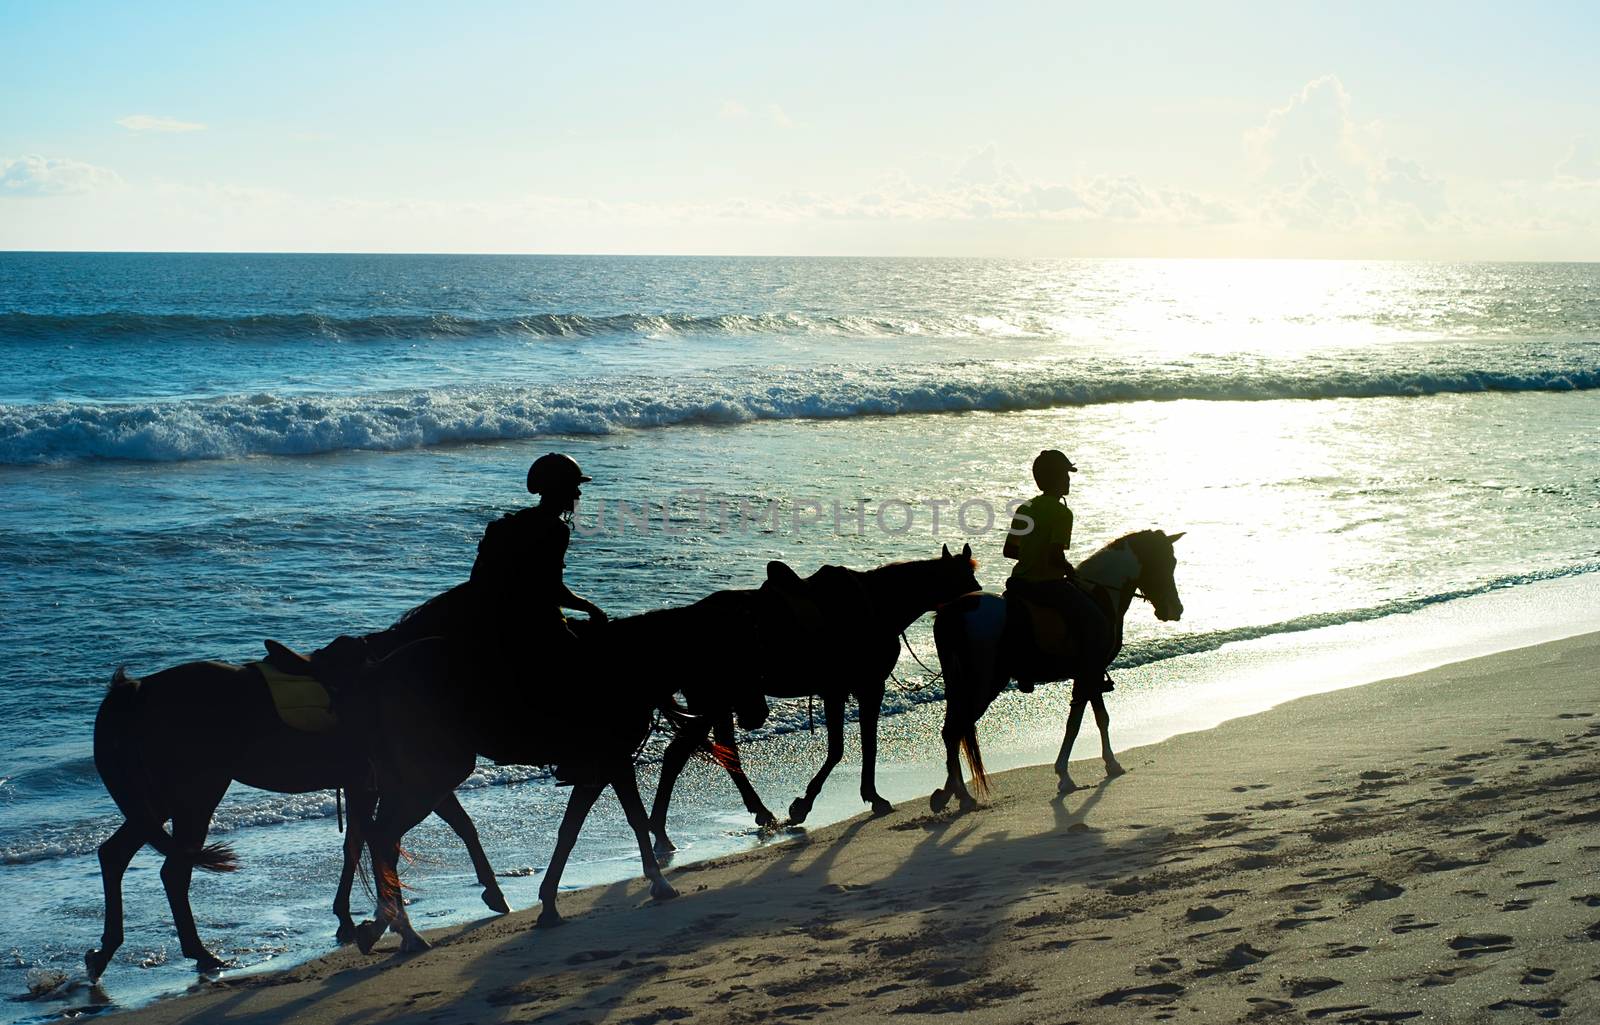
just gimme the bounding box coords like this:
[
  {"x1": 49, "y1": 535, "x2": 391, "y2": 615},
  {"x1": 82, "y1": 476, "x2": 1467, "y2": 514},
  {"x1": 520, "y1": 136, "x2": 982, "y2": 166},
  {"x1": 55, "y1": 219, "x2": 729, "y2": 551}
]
[{"x1": 96, "y1": 632, "x2": 1600, "y2": 1024}]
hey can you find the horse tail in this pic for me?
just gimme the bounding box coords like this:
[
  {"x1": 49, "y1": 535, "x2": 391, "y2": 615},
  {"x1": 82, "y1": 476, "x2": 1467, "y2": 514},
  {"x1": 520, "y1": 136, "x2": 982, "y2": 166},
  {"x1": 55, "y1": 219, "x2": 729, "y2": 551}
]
[
  {"x1": 94, "y1": 668, "x2": 239, "y2": 873},
  {"x1": 961, "y1": 726, "x2": 989, "y2": 798},
  {"x1": 656, "y1": 700, "x2": 740, "y2": 773}
]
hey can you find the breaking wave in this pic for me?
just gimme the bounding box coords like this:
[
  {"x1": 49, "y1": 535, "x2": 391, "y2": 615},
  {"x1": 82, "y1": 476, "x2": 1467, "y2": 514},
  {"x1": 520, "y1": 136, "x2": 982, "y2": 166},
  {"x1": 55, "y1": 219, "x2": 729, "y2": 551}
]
[
  {"x1": 0, "y1": 310, "x2": 1007, "y2": 344},
  {"x1": 3, "y1": 361, "x2": 1598, "y2": 465}
]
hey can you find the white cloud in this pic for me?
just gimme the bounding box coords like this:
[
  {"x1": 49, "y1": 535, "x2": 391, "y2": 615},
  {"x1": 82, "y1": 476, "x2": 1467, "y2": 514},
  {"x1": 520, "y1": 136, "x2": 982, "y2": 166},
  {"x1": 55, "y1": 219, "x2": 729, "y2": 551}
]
[
  {"x1": 117, "y1": 113, "x2": 207, "y2": 133},
  {"x1": 1247, "y1": 76, "x2": 1450, "y2": 231},
  {"x1": 1555, "y1": 137, "x2": 1600, "y2": 185},
  {"x1": 1, "y1": 155, "x2": 122, "y2": 196}
]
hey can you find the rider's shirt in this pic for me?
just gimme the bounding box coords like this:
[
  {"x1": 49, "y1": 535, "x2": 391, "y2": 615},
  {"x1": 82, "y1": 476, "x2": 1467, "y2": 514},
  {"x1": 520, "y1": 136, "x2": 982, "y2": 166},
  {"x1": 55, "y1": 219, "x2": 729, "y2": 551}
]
[
  {"x1": 470, "y1": 504, "x2": 571, "y2": 626},
  {"x1": 1008, "y1": 494, "x2": 1073, "y2": 584}
]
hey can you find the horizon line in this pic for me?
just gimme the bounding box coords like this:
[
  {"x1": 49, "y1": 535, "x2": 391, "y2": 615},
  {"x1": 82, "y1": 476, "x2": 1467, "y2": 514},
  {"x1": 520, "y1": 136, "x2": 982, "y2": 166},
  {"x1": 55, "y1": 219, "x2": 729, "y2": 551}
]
[{"x1": 4, "y1": 249, "x2": 1599, "y2": 265}]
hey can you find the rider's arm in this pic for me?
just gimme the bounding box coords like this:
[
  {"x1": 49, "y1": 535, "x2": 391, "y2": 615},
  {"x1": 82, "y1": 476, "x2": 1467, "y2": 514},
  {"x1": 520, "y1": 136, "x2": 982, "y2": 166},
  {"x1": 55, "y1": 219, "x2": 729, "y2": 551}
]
[{"x1": 556, "y1": 583, "x2": 607, "y2": 622}]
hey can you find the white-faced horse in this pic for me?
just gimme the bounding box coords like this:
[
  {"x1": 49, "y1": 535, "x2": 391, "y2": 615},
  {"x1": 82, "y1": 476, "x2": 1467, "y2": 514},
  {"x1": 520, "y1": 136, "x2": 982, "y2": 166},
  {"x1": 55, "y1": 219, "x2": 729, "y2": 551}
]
[{"x1": 930, "y1": 529, "x2": 1185, "y2": 811}]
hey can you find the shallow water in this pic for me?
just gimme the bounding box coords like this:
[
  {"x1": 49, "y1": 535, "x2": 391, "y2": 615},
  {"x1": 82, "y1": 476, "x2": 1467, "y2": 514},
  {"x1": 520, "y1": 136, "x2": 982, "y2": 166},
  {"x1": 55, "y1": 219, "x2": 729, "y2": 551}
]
[{"x1": 2, "y1": 255, "x2": 1598, "y2": 1021}]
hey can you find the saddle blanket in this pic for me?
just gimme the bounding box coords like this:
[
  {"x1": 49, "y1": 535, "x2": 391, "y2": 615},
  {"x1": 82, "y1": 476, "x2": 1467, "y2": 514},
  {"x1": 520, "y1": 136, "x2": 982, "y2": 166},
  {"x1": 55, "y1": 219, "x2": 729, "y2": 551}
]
[{"x1": 249, "y1": 661, "x2": 338, "y2": 733}]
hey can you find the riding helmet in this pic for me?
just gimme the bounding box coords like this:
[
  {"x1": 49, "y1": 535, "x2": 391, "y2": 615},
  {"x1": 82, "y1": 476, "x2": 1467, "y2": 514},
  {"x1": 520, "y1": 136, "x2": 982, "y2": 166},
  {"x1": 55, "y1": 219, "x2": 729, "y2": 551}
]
[
  {"x1": 526, "y1": 452, "x2": 593, "y2": 494},
  {"x1": 1032, "y1": 449, "x2": 1077, "y2": 487}
]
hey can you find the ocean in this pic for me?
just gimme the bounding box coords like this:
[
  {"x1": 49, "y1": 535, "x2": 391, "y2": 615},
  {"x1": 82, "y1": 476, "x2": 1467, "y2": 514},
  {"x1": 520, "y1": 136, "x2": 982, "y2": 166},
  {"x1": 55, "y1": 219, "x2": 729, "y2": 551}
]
[{"x1": 2, "y1": 253, "x2": 1598, "y2": 1021}]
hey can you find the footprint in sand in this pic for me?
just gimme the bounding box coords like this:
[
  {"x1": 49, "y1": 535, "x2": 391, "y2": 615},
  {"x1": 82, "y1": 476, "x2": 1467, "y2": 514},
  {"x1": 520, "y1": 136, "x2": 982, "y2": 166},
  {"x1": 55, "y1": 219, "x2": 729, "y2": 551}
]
[
  {"x1": 1500, "y1": 899, "x2": 1535, "y2": 912},
  {"x1": 1489, "y1": 997, "x2": 1566, "y2": 1019},
  {"x1": 1389, "y1": 915, "x2": 1440, "y2": 935},
  {"x1": 1326, "y1": 943, "x2": 1370, "y2": 959},
  {"x1": 1520, "y1": 967, "x2": 1556, "y2": 985},
  {"x1": 566, "y1": 949, "x2": 624, "y2": 965},
  {"x1": 1557, "y1": 712, "x2": 1594, "y2": 718},
  {"x1": 1359, "y1": 770, "x2": 1403, "y2": 781},
  {"x1": 1449, "y1": 933, "x2": 1515, "y2": 958},
  {"x1": 1194, "y1": 943, "x2": 1269, "y2": 976},
  {"x1": 1135, "y1": 957, "x2": 1183, "y2": 976},
  {"x1": 1570, "y1": 894, "x2": 1600, "y2": 907},
  {"x1": 1185, "y1": 905, "x2": 1229, "y2": 923},
  {"x1": 1286, "y1": 976, "x2": 1343, "y2": 998},
  {"x1": 1094, "y1": 982, "x2": 1185, "y2": 1006},
  {"x1": 1349, "y1": 879, "x2": 1405, "y2": 904},
  {"x1": 1275, "y1": 915, "x2": 1335, "y2": 931},
  {"x1": 1500, "y1": 830, "x2": 1548, "y2": 849}
]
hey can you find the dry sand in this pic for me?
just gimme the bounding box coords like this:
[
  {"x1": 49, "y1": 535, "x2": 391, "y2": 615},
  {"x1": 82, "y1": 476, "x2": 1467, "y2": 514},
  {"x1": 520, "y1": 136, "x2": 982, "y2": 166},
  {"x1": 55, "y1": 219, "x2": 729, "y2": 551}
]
[{"x1": 100, "y1": 633, "x2": 1600, "y2": 1024}]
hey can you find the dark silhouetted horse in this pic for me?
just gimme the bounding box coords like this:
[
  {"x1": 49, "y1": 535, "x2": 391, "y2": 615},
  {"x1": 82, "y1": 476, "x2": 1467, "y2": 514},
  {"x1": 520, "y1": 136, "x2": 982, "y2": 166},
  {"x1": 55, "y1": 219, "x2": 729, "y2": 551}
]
[
  {"x1": 646, "y1": 545, "x2": 982, "y2": 851},
  {"x1": 86, "y1": 656, "x2": 507, "y2": 981}
]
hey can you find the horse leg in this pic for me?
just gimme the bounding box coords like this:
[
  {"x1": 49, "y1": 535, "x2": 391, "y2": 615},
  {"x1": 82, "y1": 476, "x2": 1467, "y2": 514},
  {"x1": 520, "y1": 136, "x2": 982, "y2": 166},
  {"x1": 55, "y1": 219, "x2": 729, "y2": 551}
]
[
  {"x1": 715, "y1": 715, "x2": 776, "y2": 827},
  {"x1": 611, "y1": 768, "x2": 678, "y2": 902},
  {"x1": 85, "y1": 822, "x2": 142, "y2": 981},
  {"x1": 1054, "y1": 695, "x2": 1090, "y2": 794},
  {"x1": 931, "y1": 712, "x2": 973, "y2": 813},
  {"x1": 162, "y1": 804, "x2": 232, "y2": 973},
  {"x1": 788, "y1": 694, "x2": 846, "y2": 824},
  {"x1": 537, "y1": 782, "x2": 604, "y2": 929},
  {"x1": 1091, "y1": 694, "x2": 1125, "y2": 778},
  {"x1": 355, "y1": 789, "x2": 439, "y2": 955},
  {"x1": 432, "y1": 792, "x2": 510, "y2": 914},
  {"x1": 333, "y1": 790, "x2": 374, "y2": 944},
  {"x1": 648, "y1": 714, "x2": 712, "y2": 854},
  {"x1": 856, "y1": 684, "x2": 893, "y2": 816}
]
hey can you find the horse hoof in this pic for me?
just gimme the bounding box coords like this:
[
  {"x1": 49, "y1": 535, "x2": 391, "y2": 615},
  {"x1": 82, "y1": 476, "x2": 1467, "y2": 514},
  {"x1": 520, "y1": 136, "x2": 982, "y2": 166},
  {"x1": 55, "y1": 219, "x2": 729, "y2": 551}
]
[
  {"x1": 753, "y1": 809, "x2": 776, "y2": 828},
  {"x1": 335, "y1": 922, "x2": 358, "y2": 945},
  {"x1": 929, "y1": 788, "x2": 951, "y2": 813},
  {"x1": 958, "y1": 796, "x2": 979, "y2": 814},
  {"x1": 1057, "y1": 777, "x2": 1081, "y2": 796},
  {"x1": 787, "y1": 799, "x2": 810, "y2": 824},
  {"x1": 535, "y1": 907, "x2": 564, "y2": 930},
  {"x1": 192, "y1": 953, "x2": 229, "y2": 974},
  {"x1": 354, "y1": 919, "x2": 386, "y2": 955},
  {"x1": 482, "y1": 887, "x2": 511, "y2": 915},
  {"x1": 869, "y1": 797, "x2": 894, "y2": 817},
  {"x1": 651, "y1": 880, "x2": 679, "y2": 902},
  {"x1": 400, "y1": 933, "x2": 432, "y2": 954},
  {"x1": 1104, "y1": 760, "x2": 1127, "y2": 779},
  {"x1": 85, "y1": 948, "x2": 111, "y2": 983}
]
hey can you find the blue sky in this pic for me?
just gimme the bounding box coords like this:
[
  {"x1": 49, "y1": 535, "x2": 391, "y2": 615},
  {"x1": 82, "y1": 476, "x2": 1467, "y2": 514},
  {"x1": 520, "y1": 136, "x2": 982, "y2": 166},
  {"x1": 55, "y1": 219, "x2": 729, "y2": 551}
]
[{"x1": 2, "y1": 1, "x2": 1597, "y2": 255}]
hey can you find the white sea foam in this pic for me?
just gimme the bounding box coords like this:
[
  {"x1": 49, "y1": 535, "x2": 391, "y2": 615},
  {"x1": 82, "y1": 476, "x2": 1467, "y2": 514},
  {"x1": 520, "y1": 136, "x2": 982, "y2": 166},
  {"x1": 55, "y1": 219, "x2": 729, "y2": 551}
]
[{"x1": 3, "y1": 361, "x2": 1596, "y2": 465}]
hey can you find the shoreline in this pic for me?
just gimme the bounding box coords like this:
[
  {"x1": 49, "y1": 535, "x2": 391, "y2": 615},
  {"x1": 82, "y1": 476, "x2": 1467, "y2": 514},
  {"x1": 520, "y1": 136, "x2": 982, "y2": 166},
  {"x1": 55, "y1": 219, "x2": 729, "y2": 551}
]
[{"x1": 79, "y1": 628, "x2": 1600, "y2": 1024}]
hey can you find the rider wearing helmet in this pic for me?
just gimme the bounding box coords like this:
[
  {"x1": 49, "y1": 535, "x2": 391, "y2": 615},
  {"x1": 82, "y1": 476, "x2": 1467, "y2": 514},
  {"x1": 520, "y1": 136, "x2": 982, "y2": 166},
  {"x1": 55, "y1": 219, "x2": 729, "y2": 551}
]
[
  {"x1": 469, "y1": 453, "x2": 607, "y2": 663},
  {"x1": 1003, "y1": 450, "x2": 1112, "y2": 690}
]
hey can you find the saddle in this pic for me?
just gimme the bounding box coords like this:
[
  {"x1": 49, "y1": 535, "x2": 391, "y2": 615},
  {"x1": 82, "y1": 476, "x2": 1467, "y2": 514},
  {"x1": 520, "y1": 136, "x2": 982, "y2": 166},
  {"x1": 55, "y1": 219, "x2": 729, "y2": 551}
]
[
  {"x1": 249, "y1": 651, "x2": 338, "y2": 733},
  {"x1": 1002, "y1": 581, "x2": 1116, "y2": 691}
]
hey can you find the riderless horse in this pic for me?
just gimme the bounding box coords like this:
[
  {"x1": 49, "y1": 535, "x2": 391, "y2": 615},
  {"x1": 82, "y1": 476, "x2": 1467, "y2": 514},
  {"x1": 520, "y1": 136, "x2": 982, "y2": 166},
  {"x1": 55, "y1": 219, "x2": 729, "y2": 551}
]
[{"x1": 647, "y1": 545, "x2": 981, "y2": 851}]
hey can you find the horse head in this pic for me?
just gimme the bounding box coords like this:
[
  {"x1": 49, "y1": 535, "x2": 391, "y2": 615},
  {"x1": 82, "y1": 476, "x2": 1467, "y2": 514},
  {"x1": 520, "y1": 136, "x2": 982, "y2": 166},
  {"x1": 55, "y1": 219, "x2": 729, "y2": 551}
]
[
  {"x1": 1130, "y1": 531, "x2": 1185, "y2": 622},
  {"x1": 937, "y1": 542, "x2": 983, "y2": 606}
]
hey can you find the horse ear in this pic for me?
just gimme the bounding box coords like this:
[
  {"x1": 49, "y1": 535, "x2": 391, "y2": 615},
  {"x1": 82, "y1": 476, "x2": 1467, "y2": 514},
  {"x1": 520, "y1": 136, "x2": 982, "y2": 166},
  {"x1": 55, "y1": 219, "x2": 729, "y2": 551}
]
[
  {"x1": 961, "y1": 543, "x2": 972, "y2": 558},
  {"x1": 1166, "y1": 531, "x2": 1185, "y2": 544},
  {"x1": 941, "y1": 543, "x2": 952, "y2": 558}
]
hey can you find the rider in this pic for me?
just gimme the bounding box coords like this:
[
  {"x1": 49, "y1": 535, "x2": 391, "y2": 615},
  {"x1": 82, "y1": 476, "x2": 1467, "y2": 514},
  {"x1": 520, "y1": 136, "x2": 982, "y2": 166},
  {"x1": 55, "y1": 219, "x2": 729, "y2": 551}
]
[
  {"x1": 1003, "y1": 449, "x2": 1112, "y2": 690},
  {"x1": 467, "y1": 452, "x2": 608, "y2": 672}
]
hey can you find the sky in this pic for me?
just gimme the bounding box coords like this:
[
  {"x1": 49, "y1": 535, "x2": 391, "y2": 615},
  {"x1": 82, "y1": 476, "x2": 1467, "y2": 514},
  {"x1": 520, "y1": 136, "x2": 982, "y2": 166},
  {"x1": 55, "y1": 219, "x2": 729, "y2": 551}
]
[{"x1": 2, "y1": 1, "x2": 1598, "y2": 257}]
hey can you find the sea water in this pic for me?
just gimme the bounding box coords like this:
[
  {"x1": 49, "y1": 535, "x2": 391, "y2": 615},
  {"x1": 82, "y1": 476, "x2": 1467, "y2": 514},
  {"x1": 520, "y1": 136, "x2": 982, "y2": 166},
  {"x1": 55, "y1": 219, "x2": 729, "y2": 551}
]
[{"x1": 2, "y1": 254, "x2": 1598, "y2": 1020}]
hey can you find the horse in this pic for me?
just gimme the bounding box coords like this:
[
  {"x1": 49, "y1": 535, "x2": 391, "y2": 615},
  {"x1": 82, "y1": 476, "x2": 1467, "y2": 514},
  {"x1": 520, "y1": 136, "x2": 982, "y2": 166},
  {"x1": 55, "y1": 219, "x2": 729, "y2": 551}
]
[
  {"x1": 929, "y1": 529, "x2": 1185, "y2": 812},
  {"x1": 645, "y1": 544, "x2": 983, "y2": 852},
  {"x1": 85, "y1": 655, "x2": 509, "y2": 982},
  {"x1": 342, "y1": 599, "x2": 755, "y2": 952}
]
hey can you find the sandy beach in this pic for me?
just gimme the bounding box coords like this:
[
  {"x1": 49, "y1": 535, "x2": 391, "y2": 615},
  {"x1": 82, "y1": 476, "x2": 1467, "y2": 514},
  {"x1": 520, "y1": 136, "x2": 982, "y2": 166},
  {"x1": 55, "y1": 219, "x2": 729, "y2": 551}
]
[{"x1": 87, "y1": 631, "x2": 1600, "y2": 1025}]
